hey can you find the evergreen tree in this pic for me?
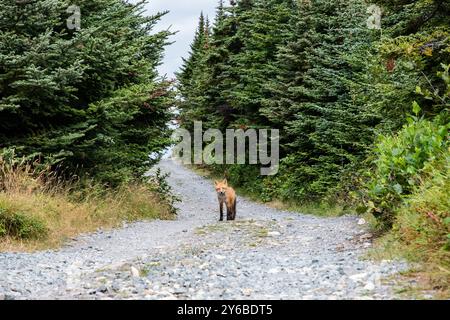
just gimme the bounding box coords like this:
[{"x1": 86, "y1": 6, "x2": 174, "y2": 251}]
[
  {"x1": 263, "y1": 0, "x2": 377, "y2": 201},
  {"x1": 0, "y1": 0, "x2": 174, "y2": 185},
  {"x1": 364, "y1": 0, "x2": 450, "y2": 130},
  {"x1": 176, "y1": 0, "x2": 449, "y2": 206},
  {"x1": 179, "y1": 0, "x2": 295, "y2": 130},
  {"x1": 178, "y1": 12, "x2": 208, "y2": 93},
  {"x1": 224, "y1": 0, "x2": 295, "y2": 128},
  {"x1": 261, "y1": 0, "x2": 313, "y2": 137},
  {"x1": 178, "y1": 0, "x2": 237, "y2": 130}
]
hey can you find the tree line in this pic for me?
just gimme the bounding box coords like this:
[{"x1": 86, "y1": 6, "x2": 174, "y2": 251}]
[
  {"x1": 177, "y1": 0, "x2": 449, "y2": 230},
  {"x1": 0, "y1": 0, "x2": 174, "y2": 186}
]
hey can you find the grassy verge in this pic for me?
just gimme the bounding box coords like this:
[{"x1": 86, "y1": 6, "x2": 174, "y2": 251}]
[
  {"x1": 366, "y1": 161, "x2": 450, "y2": 299},
  {"x1": 368, "y1": 233, "x2": 449, "y2": 299},
  {"x1": 0, "y1": 159, "x2": 176, "y2": 252}
]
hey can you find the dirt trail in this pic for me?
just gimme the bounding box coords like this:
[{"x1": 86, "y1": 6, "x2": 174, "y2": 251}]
[{"x1": 0, "y1": 158, "x2": 406, "y2": 300}]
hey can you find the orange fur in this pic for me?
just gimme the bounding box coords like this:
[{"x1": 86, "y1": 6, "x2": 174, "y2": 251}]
[{"x1": 214, "y1": 179, "x2": 237, "y2": 221}]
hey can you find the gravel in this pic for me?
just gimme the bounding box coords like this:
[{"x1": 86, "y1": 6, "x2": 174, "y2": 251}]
[{"x1": 0, "y1": 158, "x2": 408, "y2": 300}]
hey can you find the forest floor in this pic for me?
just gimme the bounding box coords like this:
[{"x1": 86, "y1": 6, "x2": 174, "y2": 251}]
[{"x1": 0, "y1": 158, "x2": 410, "y2": 300}]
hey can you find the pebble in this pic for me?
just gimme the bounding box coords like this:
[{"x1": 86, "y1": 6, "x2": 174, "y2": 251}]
[
  {"x1": 0, "y1": 159, "x2": 409, "y2": 300},
  {"x1": 364, "y1": 282, "x2": 375, "y2": 291},
  {"x1": 349, "y1": 273, "x2": 368, "y2": 282},
  {"x1": 241, "y1": 288, "x2": 253, "y2": 296},
  {"x1": 130, "y1": 267, "x2": 140, "y2": 278},
  {"x1": 357, "y1": 218, "x2": 366, "y2": 225},
  {"x1": 97, "y1": 285, "x2": 108, "y2": 293}
]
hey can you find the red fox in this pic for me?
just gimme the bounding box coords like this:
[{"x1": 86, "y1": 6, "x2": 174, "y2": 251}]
[{"x1": 214, "y1": 179, "x2": 237, "y2": 221}]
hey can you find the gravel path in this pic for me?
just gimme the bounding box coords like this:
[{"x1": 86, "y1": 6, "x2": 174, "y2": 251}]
[{"x1": 0, "y1": 158, "x2": 407, "y2": 300}]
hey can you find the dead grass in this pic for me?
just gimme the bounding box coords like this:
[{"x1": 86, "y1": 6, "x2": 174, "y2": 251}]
[
  {"x1": 0, "y1": 157, "x2": 175, "y2": 252},
  {"x1": 368, "y1": 162, "x2": 450, "y2": 299},
  {"x1": 367, "y1": 233, "x2": 450, "y2": 299}
]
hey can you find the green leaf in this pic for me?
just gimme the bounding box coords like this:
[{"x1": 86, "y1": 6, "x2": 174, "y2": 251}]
[
  {"x1": 412, "y1": 101, "x2": 421, "y2": 116},
  {"x1": 415, "y1": 86, "x2": 422, "y2": 95},
  {"x1": 392, "y1": 183, "x2": 403, "y2": 194},
  {"x1": 356, "y1": 205, "x2": 368, "y2": 214}
]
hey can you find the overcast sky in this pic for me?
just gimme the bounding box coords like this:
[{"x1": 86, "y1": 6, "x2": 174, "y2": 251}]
[{"x1": 144, "y1": 1, "x2": 218, "y2": 79}]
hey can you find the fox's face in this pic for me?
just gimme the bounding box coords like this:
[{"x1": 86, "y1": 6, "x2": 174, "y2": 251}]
[{"x1": 215, "y1": 179, "x2": 228, "y2": 197}]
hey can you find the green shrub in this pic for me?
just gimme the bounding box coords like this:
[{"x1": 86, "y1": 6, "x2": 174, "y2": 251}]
[
  {"x1": 394, "y1": 158, "x2": 450, "y2": 257},
  {"x1": 362, "y1": 114, "x2": 449, "y2": 228},
  {"x1": 0, "y1": 208, "x2": 48, "y2": 240},
  {"x1": 384, "y1": 159, "x2": 450, "y2": 296},
  {"x1": 361, "y1": 64, "x2": 450, "y2": 228},
  {"x1": 147, "y1": 168, "x2": 181, "y2": 216}
]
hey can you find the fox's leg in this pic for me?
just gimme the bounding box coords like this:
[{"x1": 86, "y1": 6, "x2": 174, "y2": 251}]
[
  {"x1": 219, "y1": 202, "x2": 224, "y2": 221},
  {"x1": 232, "y1": 200, "x2": 237, "y2": 220},
  {"x1": 226, "y1": 205, "x2": 232, "y2": 221}
]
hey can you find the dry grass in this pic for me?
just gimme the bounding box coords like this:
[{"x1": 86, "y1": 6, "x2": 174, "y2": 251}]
[
  {"x1": 0, "y1": 157, "x2": 174, "y2": 252},
  {"x1": 367, "y1": 233, "x2": 450, "y2": 299},
  {"x1": 366, "y1": 162, "x2": 450, "y2": 299}
]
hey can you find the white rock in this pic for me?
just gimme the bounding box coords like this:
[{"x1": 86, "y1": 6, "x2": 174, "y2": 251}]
[
  {"x1": 364, "y1": 282, "x2": 375, "y2": 291},
  {"x1": 215, "y1": 255, "x2": 226, "y2": 260},
  {"x1": 268, "y1": 231, "x2": 281, "y2": 237},
  {"x1": 349, "y1": 273, "x2": 367, "y2": 282},
  {"x1": 357, "y1": 218, "x2": 366, "y2": 225},
  {"x1": 241, "y1": 288, "x2": 253, "y2": 296},
  {"x1": 130, "y1": 266, "x2": 140, "y2": 278},
  {"x1": 286, "y1": 269, "x2": 296, "y2": 274},
  {"x1": 363, "y1": 242, "x2": 372, "y2": 248}
]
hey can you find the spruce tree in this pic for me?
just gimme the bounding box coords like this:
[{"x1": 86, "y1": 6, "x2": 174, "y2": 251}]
[
  {"x1": 178, "y1": 12, "x2": 207, "y2": 93},
  {"x1": 0, "y1": 0, "x2": 174, "y2": 185},
  {"x1": 363, "y1": 0, "x2": 450, "y2": 130},
  {"x1": 179, "y1": 0, "x2": 237, "y2": 130},
  {"x1": 263, "y1": 0, "x2": 377, "y2": 201},
  {"x1": 224, "y1": 0, "x2": 295, "y2": 128}
]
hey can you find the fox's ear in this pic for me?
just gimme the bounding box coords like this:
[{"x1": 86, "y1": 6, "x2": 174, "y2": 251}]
[
  {"x1": 223, "y1": 179, "x2": 228, "y2": 185},
  {"x1": 214, "y1": 180, "x2": 219, "y2": 186}
]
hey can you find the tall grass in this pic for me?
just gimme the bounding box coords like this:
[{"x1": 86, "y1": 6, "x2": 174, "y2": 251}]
[
  {"x1": 367, "y1": 158, "x2": 450, "y2": 298},
  {"x1": 0, "y1": 157, "x2": 175, "y2": 252},
  {"x1": 392, "y1": 159, "x2": 449, "y2": 298}
]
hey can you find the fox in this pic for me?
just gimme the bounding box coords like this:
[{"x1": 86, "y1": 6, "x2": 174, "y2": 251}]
[{"x1": 214, "y1": 179, "x2": 237, "y2": 221}]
